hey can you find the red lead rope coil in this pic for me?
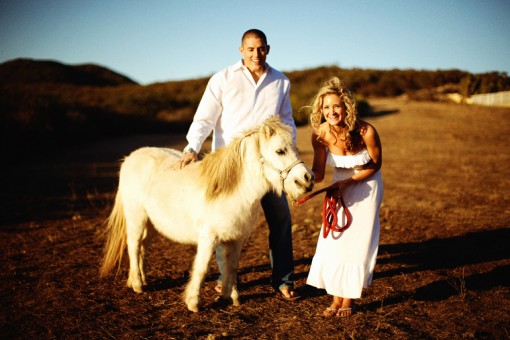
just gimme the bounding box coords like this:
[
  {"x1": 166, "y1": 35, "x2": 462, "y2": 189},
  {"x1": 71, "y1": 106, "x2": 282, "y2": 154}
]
[
  {"x1": 293, "y1": 185, "x2": 353, "y2": 238},
  {"x1": 322, "y1": 194, "x2": 352, "y2": 238}
]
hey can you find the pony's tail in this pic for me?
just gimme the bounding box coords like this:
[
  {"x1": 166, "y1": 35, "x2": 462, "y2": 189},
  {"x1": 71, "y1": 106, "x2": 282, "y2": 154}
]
[{"x1": 100, "y1": 190, "x2": 127, "y2": 277}]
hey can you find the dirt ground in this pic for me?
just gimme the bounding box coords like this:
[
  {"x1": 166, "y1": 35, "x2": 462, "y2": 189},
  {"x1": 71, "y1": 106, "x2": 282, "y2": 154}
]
[{"x1": 1, "y1": 99, "x2": 509, "y2": 339}]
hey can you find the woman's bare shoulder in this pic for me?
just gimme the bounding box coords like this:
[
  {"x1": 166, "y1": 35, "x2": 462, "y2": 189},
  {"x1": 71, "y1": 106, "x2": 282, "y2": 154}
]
[{"x1": 359, "y1": 120, "x2": 378, "y2": 136}]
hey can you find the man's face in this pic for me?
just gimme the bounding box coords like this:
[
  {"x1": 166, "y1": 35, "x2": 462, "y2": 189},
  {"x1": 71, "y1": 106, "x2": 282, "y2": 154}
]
[{"x1": 239, "y1": 36, "x2": 270, "y2": 72}]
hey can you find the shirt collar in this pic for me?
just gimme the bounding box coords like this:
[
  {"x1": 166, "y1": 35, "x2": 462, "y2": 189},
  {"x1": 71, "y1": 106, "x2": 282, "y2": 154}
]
[{"x1": 234, "y1": 59, "x2": 271, "y2": 75}]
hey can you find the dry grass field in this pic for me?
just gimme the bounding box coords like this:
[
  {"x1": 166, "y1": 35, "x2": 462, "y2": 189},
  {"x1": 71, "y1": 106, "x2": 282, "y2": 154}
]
[{"x1": 1, "y1": 99, "x2": 509, "y2": 338}]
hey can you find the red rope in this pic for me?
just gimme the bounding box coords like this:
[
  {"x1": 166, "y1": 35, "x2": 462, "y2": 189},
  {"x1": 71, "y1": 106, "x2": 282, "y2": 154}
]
[
  {"x1": 292, "y1": 185, "x2": 334, "y2": 206},
  {"x1": 322, "y1": 195, "x2": 352, "y2": 238},
  {"x1": 293, "y1": 185, "x2": 353, "y2": 238}
]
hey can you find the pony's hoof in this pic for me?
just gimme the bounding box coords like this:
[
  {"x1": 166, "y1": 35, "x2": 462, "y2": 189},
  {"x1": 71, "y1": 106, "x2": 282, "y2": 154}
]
[
  {"x1": 127, "y1": 278, "x2": 144, "y2": 293},
  {"x1": 187, "y1": 304, "x2": 199, "y2": 313},
  {"x1": 184, "y1": 294, "x2": 200, "y2": 312},
  {"x1": 132, "y1": 285, "x2": 143, "y2": 293}
]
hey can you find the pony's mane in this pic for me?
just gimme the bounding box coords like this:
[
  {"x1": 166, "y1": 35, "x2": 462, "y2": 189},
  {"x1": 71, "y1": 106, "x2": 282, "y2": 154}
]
[
  {"x1": 200, "y1": 116, "x2": 292, "y2": 201},
  {"x1": 200, "y1": 130, "x2": 257, "y2": 201}
]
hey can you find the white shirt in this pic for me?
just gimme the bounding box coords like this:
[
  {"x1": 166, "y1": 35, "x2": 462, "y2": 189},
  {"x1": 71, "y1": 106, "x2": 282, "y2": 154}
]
[{"x1": 185, "y1": 60, "x2": 296, "y2": 152}]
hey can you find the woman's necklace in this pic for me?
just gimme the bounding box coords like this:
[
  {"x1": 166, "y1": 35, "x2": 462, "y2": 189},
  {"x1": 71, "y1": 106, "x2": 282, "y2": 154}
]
[
  {"x1": 327, "y1": 128, "x2": 349, "y2": 154},
  {"x1": 330, "y1": 125, "x2": 347, "y2": 142}
]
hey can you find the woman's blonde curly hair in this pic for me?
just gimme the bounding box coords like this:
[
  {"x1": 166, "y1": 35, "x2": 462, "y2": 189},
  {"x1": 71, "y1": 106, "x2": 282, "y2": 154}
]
[{"x1": 308, "y1": 77, "x2": 363, "y2": 152}]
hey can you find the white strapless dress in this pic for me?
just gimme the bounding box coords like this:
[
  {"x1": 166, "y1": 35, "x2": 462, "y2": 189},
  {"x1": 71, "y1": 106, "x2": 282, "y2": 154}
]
[{"x1": 306, "y1": 149, "x2": 383, "y2": 298}]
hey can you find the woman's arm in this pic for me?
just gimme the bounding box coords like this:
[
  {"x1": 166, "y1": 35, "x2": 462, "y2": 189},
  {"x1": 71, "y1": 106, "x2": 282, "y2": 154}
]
[
  {"x1": 333, "y1": 122, "x2": 382, "y2": 196},
  {"x1": 311, "y1": 132, "x2": 327, "y2": 183},
  {"x1": 353, "y1": 122, "x2": 382, "y2": 180}
]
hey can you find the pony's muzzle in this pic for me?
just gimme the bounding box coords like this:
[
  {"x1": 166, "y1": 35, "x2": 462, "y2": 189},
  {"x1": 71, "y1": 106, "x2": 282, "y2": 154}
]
[
  {"x1": 303, "y1": 172, "x2": 315, "y2": 192},
  {"x1": 295, "y1": 171, "x2": 314, "y2": 193}
]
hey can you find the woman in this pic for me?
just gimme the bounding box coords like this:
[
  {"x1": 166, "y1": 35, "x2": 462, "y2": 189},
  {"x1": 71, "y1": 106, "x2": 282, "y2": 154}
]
[{"x1": 305, "y1": 77, "x2": 383, "y2": 317}]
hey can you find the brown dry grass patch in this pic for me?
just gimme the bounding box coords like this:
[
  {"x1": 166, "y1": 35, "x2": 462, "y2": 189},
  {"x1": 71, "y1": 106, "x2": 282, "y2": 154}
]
[{"x1": 1, "y1": 99, "x2": 509, "y2": 338}]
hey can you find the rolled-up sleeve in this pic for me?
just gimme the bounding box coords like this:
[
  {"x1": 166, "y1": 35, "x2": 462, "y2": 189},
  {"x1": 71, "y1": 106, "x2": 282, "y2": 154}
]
[
  {"x1": 278, "y1": 80, "x2": 297, "y2": 143},
  {"x1": 185, "y1": 74, "x2": 223, "y2": 152}
]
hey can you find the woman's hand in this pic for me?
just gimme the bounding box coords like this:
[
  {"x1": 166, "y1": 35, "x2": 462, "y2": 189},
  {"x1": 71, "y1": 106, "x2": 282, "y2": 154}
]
[{"x1": 328, "y1": 179, "x2": 351, "y2": 199}]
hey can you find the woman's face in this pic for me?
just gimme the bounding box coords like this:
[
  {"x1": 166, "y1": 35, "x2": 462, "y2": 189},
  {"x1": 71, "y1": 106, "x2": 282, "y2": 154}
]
[{"x1": 321, "y1": 94, "x2": 345, "y2": 126}]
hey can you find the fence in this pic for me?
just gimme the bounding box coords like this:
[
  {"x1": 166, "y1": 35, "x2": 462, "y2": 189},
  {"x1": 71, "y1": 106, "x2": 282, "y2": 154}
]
[{"x1": 466, "y1": 91, "x2": 510, "y2": 107}]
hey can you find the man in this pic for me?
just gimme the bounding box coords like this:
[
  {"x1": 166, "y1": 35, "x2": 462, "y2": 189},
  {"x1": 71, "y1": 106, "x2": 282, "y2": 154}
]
[{"x1": 177, "y1": 29, "x2": 299, "y2": 300}]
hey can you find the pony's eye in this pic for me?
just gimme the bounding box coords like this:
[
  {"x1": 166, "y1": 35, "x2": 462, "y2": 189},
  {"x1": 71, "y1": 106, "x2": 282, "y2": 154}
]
[{"x1": 276, "y1": 148, "x2": 286, "y2": 156}]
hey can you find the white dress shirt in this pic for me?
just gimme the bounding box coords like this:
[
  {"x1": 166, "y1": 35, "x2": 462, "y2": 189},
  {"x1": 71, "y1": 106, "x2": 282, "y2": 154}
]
[{"x1": 185, "y1": 60, "x2": 296, "y2": 153}]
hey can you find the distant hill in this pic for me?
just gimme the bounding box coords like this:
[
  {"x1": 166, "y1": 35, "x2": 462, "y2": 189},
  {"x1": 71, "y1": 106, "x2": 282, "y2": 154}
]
[
  {"x1": 0, "y1": 59, "x2": 202, "y2": 159},
  {"x1": 0, "y1": 58, "x2": 137, "y2": 86},
  {"x1": 1, "y1": 59, "x2": 509, "y2": 160}
]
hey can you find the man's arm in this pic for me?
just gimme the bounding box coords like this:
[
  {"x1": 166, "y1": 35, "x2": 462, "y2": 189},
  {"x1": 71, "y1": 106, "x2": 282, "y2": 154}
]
[
  {"x1": 278, "y1": 80, "x2": 297, "y2": 143},
  {"x1": 177, "y1": 74, "x2": 223, "y2": 168}
]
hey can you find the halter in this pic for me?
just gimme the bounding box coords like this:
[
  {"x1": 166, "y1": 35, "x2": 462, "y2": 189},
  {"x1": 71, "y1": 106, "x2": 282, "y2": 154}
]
[
  {"x1": 292, "y1": 184, "x2": 352, "y2": 238},
  {"x1": 259, "y1": 157, "x2": 304, "y2": 193}
]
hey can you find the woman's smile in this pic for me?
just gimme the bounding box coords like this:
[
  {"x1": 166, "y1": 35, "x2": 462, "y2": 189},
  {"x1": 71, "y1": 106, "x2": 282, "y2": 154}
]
[{"x1": 322, "y1": 94, "x2": 345, "y2": 126}]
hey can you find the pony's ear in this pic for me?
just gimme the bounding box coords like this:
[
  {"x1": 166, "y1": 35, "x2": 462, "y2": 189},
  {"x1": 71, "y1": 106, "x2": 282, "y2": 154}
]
[
  {"x1": 260, "y1": 116, "x2": 282, "y2": 141},
  {"x1": 262, "y1": 124, "x2": 276, "y2": 138}
]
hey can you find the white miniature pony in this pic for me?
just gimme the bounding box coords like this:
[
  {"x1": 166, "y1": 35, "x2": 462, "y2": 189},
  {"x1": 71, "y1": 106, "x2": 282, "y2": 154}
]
[{"x1": 100, "y1": 117, "x2": 314, "y2": 312}]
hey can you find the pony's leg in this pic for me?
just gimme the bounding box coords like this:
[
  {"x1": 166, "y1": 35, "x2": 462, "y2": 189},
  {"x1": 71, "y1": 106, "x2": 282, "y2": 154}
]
[
  {"x1": 125, "y1": 212, "x2": 148, "y2": 293},
  {"x1": 221, "y1": 241, "x2": 242, "y2": 306},
  {"x1": 126, "y1": 238, "x2": 143, "y2": 292},
  {"x1": 138, "y1": 225, "x2": 155, "y2": 287},
  {"x1": 184, "y1": 234, "x2": 217, "y2": 312},
  {"x1": 138, "y1": 244, "x2": 147, "y2": 287}
]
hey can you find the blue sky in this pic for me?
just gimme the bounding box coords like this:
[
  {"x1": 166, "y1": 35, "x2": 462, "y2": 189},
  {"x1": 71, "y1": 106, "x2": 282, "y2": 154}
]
[{"x1": 1, "y1": 0, "x2": 509, "y2": 85}]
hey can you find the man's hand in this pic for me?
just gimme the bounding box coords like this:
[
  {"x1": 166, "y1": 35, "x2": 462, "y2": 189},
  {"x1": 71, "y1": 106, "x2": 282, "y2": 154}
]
[{"x1": 175, "y1": 151, "x2": 197, "y2": 169}]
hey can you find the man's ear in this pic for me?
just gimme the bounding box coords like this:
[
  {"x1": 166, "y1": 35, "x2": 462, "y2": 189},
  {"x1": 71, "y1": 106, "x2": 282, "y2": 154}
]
[{"x1": 266, "y1": 45, "x2": 270, "y2": 55}]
